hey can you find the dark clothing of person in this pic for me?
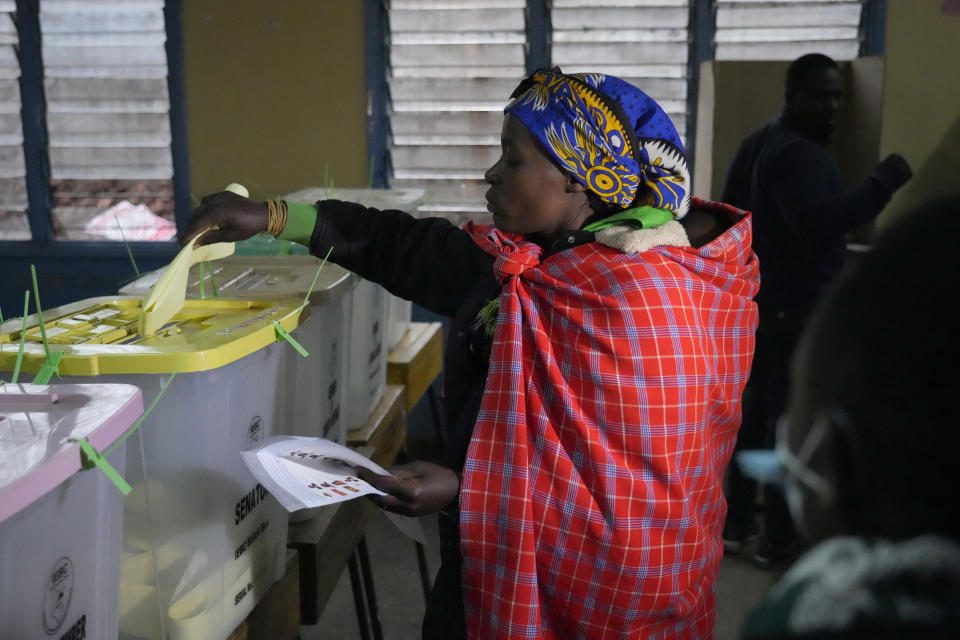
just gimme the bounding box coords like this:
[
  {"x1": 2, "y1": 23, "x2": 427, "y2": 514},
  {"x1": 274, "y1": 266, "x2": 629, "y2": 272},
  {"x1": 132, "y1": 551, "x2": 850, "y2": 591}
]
[
  {"x1": 307, "y1": 199, "x2": 595, "y2": 639},
  {"x1": 722, "y1": 116, "x2": 899, "y2": 310},
  {"x1": 741, "y1": 535, "x2": 960, "y2": 640},
  {"x1": 725, "y1": 304, "x2": 809, "y2": 547},
  {"x1": 721, "y1": 117, "x2": 902, "y2": 548}
]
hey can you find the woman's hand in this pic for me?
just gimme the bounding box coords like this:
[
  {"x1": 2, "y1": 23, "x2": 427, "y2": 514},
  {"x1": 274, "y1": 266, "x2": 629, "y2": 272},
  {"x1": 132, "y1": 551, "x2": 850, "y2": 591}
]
[
  {"x1": 180, "y1": 191, "x2": 269, "y2": 247},
  {"x1": 355, "y1": 461, "x2": 460, "y2": 517}
]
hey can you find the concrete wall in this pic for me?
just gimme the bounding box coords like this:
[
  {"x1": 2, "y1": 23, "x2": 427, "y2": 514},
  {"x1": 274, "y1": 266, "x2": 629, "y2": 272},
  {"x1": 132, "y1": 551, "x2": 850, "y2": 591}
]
[
  {"x1": 182, "y1": 1, "x2": 368, "y2": 202},
  {"x1": 878, "y1": 0, "x2": 960, "y2": 226}
]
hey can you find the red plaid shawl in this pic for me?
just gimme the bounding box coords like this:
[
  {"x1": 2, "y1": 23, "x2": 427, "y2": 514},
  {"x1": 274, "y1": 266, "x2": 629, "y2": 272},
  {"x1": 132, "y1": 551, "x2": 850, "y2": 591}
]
[{"x1": 460, "y1": 199, "x2": 759, "y2": 639}]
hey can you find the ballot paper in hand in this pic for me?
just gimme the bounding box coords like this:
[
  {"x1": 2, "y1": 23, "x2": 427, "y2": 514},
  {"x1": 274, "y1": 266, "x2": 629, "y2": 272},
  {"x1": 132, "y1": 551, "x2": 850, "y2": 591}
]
[{"x1": 241, "y1": 435, "x2": 425, "y2": 542}]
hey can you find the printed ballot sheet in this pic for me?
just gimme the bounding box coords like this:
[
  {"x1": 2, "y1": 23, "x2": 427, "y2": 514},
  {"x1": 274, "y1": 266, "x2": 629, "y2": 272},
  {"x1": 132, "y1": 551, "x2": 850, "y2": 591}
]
[{"x1": 241, "y1": 435, "x2": 425, "y2": 542}]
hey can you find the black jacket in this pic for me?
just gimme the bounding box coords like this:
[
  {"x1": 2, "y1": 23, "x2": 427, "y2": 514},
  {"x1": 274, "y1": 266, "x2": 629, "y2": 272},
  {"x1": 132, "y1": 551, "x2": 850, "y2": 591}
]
[{"x1": 722, "y1": 117, "x2": 899, "y2": 310}]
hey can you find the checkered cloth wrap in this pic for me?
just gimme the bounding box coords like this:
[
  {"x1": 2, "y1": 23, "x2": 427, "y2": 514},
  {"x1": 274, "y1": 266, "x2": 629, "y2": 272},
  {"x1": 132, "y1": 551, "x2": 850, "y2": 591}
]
[{"x1": 460, "y1": 199, "x2": 759, "y2": 639}]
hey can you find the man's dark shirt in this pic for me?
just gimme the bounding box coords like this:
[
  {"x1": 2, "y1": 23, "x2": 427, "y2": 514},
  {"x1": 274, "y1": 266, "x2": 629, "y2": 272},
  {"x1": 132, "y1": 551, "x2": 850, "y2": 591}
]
[{"x1": 722, "y1": 117, "x2": 897, "y2": 309}]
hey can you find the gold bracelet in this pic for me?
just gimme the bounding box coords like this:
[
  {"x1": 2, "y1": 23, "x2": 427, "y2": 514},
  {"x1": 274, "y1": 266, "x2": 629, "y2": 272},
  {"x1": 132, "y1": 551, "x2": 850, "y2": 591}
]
[
  {"x1": 265, "y1": 200, "x2": 289, "y2": 237},
  {"x1": 266, "y1": 200, "x2": 276, "y2": 236}
]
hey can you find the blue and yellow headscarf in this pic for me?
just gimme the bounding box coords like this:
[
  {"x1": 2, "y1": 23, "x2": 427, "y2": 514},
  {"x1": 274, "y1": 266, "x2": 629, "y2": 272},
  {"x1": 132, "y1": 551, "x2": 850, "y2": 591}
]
[{"x1": 505, "y1": 68, "x2": 691, "y2": 218}]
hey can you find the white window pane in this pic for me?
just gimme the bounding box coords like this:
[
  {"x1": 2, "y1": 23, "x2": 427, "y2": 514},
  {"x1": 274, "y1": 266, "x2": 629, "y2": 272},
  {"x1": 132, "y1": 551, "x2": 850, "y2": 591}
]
[
  {"x1": 553, "y1": 28, "x2": 688, "y2": 44},
  {"x1": 390, "y1": 8, "x2": 524, "y2": 31},
  {"x1": 716, "y1": 2, "x2": 861, "y2": 27},
  {"x1": 553, "y1": 0, "x2": 688, "y2": 6},
  {"x1": 552, "y1": 42, "x2": 689, "y2": 66},
  {"x1": 715, "y1": 39, "x2": 860, "y2": 60},
  {"x1": 391, "y1": 111, "x2": 505, "y2": 135},
  {"x1": 392, "y1": 145, "x2": 499, "y2": 172},
  {"x1": 392, "y1": 1, "x2": 525, "y2": 8},
  {"x1": 391, "y1": 43, "x2": 525, "y2": 67},
  {"x1": 552, "y1": 6, "x2": 689, "y2": 29},
  {"x1": 390, "y1": 77, "x2": 519, "y2": 101}
]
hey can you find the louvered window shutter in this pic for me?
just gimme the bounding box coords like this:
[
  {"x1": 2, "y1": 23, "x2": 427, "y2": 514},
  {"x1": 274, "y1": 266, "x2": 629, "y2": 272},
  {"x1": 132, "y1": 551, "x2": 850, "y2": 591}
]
[
  {"x1": 41, "y1": 0, "x2": 174, "y2": 239},
  {"x1": 551, "y1": 0, "x2": 691, "y2": 143},
  {"x1": 714, "y1": 0, "x2": 864, "y2": 61},
  {"x1": 387, "y1": 0, "x2": 526, "y2": 228},
  {"x1": 0, "y1": 0, "x2": 28, "y2": 239}
]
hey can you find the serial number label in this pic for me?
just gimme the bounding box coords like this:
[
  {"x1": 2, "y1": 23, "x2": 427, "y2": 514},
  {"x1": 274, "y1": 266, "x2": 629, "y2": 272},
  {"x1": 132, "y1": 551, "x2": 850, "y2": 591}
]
[
  {"x1": 234, "y1": 519, "x2": 270, "y2": 560},
  {"x1": 234, "y1": 582, "x2": 255, "y2": 607}
]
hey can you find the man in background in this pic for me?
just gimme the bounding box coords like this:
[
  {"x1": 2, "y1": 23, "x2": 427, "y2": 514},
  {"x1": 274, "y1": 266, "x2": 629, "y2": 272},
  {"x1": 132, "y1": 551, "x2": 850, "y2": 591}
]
[{"x1": 721, "y1": 53, "x2": 912, "y2": 566}]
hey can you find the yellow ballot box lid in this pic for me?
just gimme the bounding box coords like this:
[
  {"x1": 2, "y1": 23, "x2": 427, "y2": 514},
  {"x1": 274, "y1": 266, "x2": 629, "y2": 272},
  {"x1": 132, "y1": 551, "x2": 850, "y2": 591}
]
[{"x1": 0, "y1": 296, "x2": 308, "y2": 375}]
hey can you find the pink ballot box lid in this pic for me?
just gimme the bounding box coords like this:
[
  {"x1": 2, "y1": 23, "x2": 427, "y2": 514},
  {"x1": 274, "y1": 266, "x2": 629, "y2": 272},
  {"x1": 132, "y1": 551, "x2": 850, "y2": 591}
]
[{"x1": 0, "y1": 383, "x2": 143, "y2": 524}]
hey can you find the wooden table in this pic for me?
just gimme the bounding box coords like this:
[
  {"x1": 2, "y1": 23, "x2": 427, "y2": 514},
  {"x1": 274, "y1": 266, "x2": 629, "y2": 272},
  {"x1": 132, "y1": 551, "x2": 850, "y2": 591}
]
[
  {"x1": 387, "y1": 321, "x2": 445, "y2": 448},
  {"x1": 387, "y1": 322, "x2": 443, "y2": 413}
]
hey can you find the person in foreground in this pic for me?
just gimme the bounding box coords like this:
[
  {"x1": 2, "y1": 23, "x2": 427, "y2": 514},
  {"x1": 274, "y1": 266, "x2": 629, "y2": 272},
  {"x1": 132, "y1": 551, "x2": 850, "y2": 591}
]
[
  {"x1": 185, "y1": 68, "x2": 759, "y2": 639},
  {"x1": 741, "y1": 197, "x2": 960, "y2": 640}
]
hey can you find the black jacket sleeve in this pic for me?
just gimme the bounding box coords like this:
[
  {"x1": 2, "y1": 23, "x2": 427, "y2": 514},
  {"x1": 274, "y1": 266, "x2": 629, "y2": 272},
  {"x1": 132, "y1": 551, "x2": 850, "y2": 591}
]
[
  {"x1": 308, "y1": 199, "x2": 494, "y2": 317},
  {"x1": 766, "y1": 139, "x2": 897, "y2": 243}
]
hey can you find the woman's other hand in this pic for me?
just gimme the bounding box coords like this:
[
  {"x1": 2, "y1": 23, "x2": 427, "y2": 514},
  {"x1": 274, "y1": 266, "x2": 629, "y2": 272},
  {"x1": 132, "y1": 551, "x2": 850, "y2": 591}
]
[
  {"x1": 180, "y1": 191, "x2": 269, "y2": 247},
  {"x1": 355, "y1": 461, "x2": 460, "y2": 517}
]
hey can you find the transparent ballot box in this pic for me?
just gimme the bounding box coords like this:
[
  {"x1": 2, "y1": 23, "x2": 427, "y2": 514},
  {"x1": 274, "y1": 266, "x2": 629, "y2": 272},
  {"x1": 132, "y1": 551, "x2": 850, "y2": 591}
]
[
  {"x1": 0, "y1": 297, "x2": 305, "y2": 640},
  {"x1": 0, "y1": 383, "x2": 143, "y2": 639}
]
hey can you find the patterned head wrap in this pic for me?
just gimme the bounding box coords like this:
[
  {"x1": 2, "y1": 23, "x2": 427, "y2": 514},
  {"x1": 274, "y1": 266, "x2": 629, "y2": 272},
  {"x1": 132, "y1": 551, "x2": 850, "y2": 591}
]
[{"x1": 505, "y1": 67, "x2": 691, "y2": 218}]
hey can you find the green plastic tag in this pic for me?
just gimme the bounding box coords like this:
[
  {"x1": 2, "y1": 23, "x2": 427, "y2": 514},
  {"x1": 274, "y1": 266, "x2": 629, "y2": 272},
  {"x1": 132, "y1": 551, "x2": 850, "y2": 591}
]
[
  {"x1": 299, "y1": 246, "x2": 334, "y2": 321},
  {"x1": 33, "y1": 351, "x2": 63, "y2": 385},
  {"x1": 208, "y1": 262, "x2": 220, "y2": 297},
  {"x1": 103, "y1": 368, "x2": 179, "y2": 459},
  {"x1": 9, "y1": 291, "x2": 30, "y2": 385},
  {"x1": 74, "y1": 365, "x2": 181, "y2": 493},
  {"x1": 273, "y1": 321, "x2": 309, "y2": 358},
  {"x1": 75, "y1": 438, "x2": 132, "y2": 495},
  {"x1": 29, "y1": 266, "x2": 62, "y2": 382},
  {"x1": 30, "y1": 265, "x2": 51, "y2": 358},
  {"x1": 116, "y1": 215, "x2": 141, "y2": 277}
]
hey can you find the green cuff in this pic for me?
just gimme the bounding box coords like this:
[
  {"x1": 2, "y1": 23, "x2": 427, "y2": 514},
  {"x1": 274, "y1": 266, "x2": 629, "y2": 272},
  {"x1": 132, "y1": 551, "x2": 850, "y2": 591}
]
[{"x1": 278, "y1": 201, "x2": 318, "y2": 245}]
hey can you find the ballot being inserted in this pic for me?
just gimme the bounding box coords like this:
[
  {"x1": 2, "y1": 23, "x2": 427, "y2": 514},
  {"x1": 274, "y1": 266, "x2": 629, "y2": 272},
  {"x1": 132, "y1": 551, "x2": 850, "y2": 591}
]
[{"x1": 241, "y1": 435, "x2": 425, "y2": 542}]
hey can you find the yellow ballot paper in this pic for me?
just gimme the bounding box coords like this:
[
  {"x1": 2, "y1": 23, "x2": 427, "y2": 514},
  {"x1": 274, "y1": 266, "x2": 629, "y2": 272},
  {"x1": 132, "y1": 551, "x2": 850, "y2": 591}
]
[
  {"x1": 139, "y1": 232, "x2": 235, "y2": 335},
  {"x1": 139, "y1": 183, "x2": 248, "y2": 335}
]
